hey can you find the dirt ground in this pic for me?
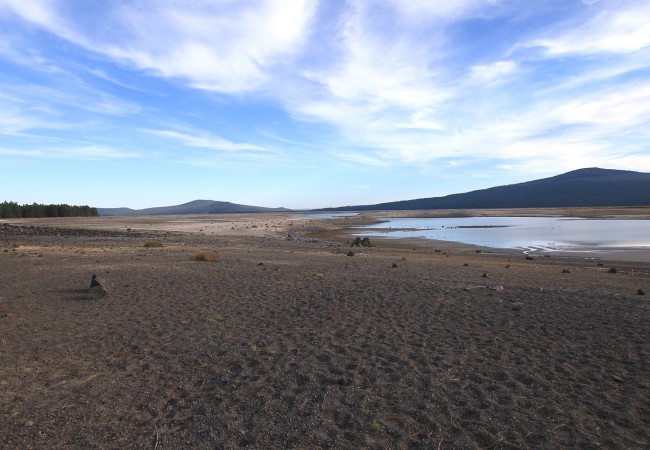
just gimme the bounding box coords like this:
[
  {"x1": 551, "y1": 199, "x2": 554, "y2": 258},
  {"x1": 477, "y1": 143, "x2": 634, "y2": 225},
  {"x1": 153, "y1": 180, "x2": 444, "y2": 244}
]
[{"x1": 1, "y1": 211, "x2": 649, "y2": 448}]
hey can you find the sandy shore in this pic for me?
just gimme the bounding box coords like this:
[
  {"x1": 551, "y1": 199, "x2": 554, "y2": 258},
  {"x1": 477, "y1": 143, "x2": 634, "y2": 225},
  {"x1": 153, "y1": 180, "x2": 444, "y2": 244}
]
[{"x1": 1, "y1": 212, "x2": 649, "y2": 448}]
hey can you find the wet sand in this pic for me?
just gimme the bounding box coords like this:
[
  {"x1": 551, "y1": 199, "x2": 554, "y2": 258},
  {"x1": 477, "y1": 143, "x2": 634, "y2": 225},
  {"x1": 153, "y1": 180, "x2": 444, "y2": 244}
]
[{"x1": 1, "y1": 211, "x2": 649, "y2": 448}]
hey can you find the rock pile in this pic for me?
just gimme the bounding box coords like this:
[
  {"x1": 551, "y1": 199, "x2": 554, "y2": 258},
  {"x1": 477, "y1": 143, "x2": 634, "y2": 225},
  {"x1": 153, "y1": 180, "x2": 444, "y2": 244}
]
[{"x1": 350, "y1": 237, "x2": 373, "y2": 247}]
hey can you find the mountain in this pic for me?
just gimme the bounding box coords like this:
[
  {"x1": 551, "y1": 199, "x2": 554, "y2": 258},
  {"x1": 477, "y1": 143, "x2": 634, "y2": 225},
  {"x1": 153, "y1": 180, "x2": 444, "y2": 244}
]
[
  {"x1": 323, "y1": 168, "x2": 650, "y2": 211},
  {"x1": 98, "y1": 200, "x2": 291, "y2": 216}
]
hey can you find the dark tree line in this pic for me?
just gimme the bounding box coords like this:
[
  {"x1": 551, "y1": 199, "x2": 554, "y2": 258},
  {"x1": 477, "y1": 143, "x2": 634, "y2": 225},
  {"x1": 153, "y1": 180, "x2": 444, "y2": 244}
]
[{"x1": 0, "y1": 201, "x2": 98, "y2": 218}]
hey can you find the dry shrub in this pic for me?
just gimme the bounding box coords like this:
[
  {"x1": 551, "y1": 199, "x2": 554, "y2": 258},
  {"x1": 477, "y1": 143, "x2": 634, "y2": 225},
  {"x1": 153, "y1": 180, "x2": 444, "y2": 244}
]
[
  {"x1": 143, "y1": 241, "x2": 164, "y2": 248},
  {"x1": 194, "y1": 251, "x2": 219, "y2": 262}
]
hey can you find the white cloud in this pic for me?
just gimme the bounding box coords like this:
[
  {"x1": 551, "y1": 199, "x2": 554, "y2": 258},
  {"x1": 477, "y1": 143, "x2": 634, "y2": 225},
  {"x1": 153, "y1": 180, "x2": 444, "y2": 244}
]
[
  {"x1": 144, "y1": 129, "x2": 266, "y2": 153},
  {"x1": 285, "y1": 0, "x2": 452, "y2": 153},
  {"x1": 385, "y1": 0, "x2": 499, "y2": 22},
  {"x1": 0, "y1": 0, "x2": 318, "y2": 93},
  {"x1": 0, "y1": 80, "x2": 142, "y2": 117},
  {"x1": 529, "y1": 2, "x2": 650, "y2": 56},
  {"x1": 0, "y1": 144, "x2": 141, "y2": 159},
  {"x1": 470, "y1": 60, "x2": 517, "y2": 84},
  {"x1": 553, "y1": 84, "x2": 650, "y2": 128}
]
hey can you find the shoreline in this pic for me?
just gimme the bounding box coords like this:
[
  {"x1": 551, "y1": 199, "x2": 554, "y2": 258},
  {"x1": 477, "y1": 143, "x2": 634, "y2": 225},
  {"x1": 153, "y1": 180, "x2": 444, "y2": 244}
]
[{"x1": 3, "y1": 207, "x2": 650, "y2": 263}]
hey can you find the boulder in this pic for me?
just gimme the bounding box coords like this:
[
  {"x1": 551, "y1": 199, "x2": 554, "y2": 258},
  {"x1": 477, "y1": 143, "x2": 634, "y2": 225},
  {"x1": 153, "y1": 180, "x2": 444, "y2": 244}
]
[{"x1": 87, "y1": 274, "x2": 108, "y2": 299}]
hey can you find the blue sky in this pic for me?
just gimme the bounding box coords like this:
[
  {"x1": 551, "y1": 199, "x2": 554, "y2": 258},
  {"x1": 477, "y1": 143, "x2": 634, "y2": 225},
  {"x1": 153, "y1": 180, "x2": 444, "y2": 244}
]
[{"x1": 1, "y1": 0, "x2": 649, "y2": 209}]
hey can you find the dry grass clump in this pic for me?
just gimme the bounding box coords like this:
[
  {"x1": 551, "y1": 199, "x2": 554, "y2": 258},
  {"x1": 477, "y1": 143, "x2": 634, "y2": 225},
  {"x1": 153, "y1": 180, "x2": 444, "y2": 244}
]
[
  {"x1": 143, "y1": 241, "x2": 164, "y2": 248},
  {"x1": 194, "y1": 251, "x2": 219, "y2": 262}
]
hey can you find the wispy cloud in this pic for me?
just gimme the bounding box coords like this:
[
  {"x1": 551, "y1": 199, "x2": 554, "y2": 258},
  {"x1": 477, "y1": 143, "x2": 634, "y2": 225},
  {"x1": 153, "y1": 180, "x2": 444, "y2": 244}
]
[
  {"x1": 1, "y1": 0, "x2": 318, "y2": 93},
  {"x1": 144, "y1": 129, "x2": 267, "y2": 153},
  {"x1": 527, "y1": 2, "x2": 650, "y2": 56},
  {"x1": 0, "y1": 144, "x2": 141, "y2": 159}
]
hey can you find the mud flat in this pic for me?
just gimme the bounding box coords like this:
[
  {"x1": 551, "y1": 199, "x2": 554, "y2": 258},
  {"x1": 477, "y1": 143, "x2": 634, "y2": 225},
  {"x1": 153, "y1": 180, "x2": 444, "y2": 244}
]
[{"x1": 1, "y1": 213, "x2": 649, "y2": 448}]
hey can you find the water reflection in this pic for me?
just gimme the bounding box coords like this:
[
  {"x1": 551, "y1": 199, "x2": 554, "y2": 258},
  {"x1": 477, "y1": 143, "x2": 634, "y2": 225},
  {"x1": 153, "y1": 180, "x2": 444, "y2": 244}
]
[
  {"x1": 294, "y1": 212, "x2": 360, "y2": 219},
  {"x1": 355, "y1": 217, "x2": 650, "y2": 252}
]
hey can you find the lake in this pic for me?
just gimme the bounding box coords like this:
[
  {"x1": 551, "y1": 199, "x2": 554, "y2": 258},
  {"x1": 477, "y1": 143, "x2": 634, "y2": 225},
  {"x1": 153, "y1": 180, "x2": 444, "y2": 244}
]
[
  {"x1": 294, "y1": 212, "x2": 360, "y2": 219},
  {"x1": 355, "y1": 216, "x2": 650, "y2": 256}
]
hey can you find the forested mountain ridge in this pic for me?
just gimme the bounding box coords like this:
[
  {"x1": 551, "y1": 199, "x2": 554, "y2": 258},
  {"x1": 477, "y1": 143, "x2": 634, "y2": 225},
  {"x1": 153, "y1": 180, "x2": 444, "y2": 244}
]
[
  {"x1": 98, "y1": 200, "x2": 290, "y2": 216},
  {"x1": 323, "y1": 168, "x2": 650, "y2": 211}
]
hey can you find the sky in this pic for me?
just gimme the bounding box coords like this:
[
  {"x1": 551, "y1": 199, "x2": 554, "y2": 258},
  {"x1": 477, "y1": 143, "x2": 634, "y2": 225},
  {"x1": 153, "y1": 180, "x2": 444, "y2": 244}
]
[{"x1": 1, "y1": 0, "x2": 649, "y2": 210}]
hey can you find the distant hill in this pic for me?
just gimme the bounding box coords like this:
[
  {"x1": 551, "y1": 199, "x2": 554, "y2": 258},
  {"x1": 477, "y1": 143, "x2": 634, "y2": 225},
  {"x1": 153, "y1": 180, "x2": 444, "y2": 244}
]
[
  {"x1": 98, "y1": 200, "x2": 291, "y2": 216},
  {"x1": 323, "y1": 168, "x2": 650, "y2": 211}
]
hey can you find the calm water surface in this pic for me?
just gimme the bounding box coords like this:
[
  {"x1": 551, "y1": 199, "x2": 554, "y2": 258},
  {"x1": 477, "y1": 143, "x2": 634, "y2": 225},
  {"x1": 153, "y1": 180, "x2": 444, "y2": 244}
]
[
  {"x1": 294, "y1": 212, "x2": 360, "y2": 219},
  {"x1": 355, "y1": 217, "x2": 650, "y2": 253}
]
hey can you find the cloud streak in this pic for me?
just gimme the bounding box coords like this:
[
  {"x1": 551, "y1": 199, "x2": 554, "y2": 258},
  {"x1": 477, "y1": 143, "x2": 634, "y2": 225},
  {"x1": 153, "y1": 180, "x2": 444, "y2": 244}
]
[{"x1": 144, "y1": 129, "x2": 267, "y2": 153}]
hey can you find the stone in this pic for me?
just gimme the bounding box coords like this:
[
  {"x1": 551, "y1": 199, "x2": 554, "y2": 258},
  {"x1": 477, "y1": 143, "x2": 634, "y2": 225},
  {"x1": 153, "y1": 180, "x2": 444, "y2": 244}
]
[
  {"x1": 350, "y1": 237, "x2": 374, "y2": 247},
  {"x1": 638, "y1": 289, "x2": 645, "y2": 295},
  {"x1": 346, "y1": 251, "x2": 355, "y2": 257},
  {"x1": 360, "y1": 237, "x2": 373, "y2": 247},
  {"x1": 608, "y1": 267, "x2": 618, "y2": 273},
  {"x1": 512, "y1": 302, "x2": 522, "y2": 311},
  {"x1": 562, "y1": 269, "x2": 571, "y2": 273},
  {"x1": 89, "y1": 274, "x2": 102, "y2": 289}
]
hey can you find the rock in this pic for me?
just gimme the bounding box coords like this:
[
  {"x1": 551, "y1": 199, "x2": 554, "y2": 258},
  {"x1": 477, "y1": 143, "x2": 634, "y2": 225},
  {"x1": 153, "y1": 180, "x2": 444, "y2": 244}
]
[
  {"x1": 87, "y1": 285, "x2": 108, "y2": 300},
  {"x1": 346, "y1": 251, "x2": 355, "y2": 257},
  {"x1": 608, "y1": 267, "x2": 618, "y2": 273},
  {"x1": 463, "y1": 263, "x2": 469, "y2": 267},
  {"x1": 512, "y1": 302, "x2": 522, "y2": 311},
  {"x1": 350, "y1": 237, "x2": 374, "y2": 247},
  {"x1": 638, "y1": 289, "x2": 645, "y2": 295},
  {"x1": 482, "y1": 272, "x2": 488, "y2": 278},
  {"x1": 89, "y1": 274, "x2": 102, "y2": 289},
  {"x1": 338, "y1": 377, "x2": 349, "y2": 386},
  {"x1": 286, "y1": 234, "x2": 294, "y2": 241},
  {"x1": 489, "y1": 285, "x2": 504, "y2": 291},
  {"x1": 525, "y1": 255, "x2": 534, "y2": 261},
  {"x1": 562, "y1": 269, "x2": 571, "y2": 273},
  {"x1": 392, "y1": 263, "x2": 398, "y2": 268},
  {"x1": 87, "y1": 274, "x2": 109, "y2": 299}
]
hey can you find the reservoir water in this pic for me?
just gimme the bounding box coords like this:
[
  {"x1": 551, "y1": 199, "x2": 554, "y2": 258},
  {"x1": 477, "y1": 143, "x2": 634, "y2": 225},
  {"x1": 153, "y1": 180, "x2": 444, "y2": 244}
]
[{"x1": 355, "y1": 216, "x2": 650, "y2": 255}]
